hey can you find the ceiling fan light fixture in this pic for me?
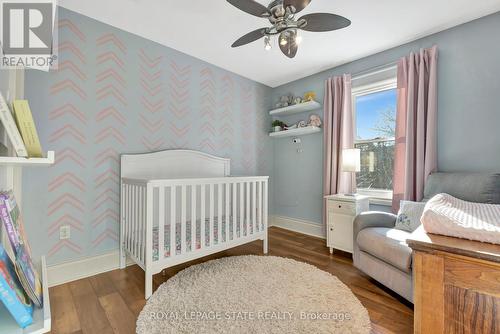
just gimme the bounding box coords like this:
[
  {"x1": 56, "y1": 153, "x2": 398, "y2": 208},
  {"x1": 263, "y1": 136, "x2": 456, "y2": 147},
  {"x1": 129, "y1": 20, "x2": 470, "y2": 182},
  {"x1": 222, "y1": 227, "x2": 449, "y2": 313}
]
[
  {"x1": 279, "y1": 34, "x2": 288, "y2": 46},
  {"x1": 264, "y1": 36, "x2": 272, "y2": 50},
  {"x1": 295, "y1": 33, "x2": 302, "y2": 45}
]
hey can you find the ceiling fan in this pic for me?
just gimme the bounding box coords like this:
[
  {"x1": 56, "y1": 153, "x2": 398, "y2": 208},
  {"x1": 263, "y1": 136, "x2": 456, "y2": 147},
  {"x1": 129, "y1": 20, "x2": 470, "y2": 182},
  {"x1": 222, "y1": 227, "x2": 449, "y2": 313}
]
[{"x1": 227, "y1": 0, "x2": 351, "y2": 58}]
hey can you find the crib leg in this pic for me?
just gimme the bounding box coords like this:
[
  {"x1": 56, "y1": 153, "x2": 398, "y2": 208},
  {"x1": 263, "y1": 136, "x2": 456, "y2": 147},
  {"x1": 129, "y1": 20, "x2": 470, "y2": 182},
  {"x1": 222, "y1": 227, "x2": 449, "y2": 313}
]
[
  {"x1": 262, "y1": 233, "x2": 268, "y2": 254},
  {"x1": 119, "y1": 243, "x2": 126, "y2": 269},
  {"x1": 145, "y1": 270, "x2": 153, "y2": 299}
]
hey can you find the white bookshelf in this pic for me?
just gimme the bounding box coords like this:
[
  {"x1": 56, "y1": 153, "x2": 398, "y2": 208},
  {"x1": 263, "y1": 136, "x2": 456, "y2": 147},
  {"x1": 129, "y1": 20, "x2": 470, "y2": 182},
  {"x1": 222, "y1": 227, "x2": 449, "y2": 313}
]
[
  {"x1": 269, "y1": 126, "x2": 322, "y2": 138},
  {"x1": 0, "y1": 151, "x2": 55, "y2": 167},
  {"x1": 269, "y1": 100, "x2": 321, "y2": 116},
  {"x1": 0, "y1": 257, "x2": 51, "y2": 334},
  {"x1": 0, "y1": 151, "x2": 54, "y2": 333}
]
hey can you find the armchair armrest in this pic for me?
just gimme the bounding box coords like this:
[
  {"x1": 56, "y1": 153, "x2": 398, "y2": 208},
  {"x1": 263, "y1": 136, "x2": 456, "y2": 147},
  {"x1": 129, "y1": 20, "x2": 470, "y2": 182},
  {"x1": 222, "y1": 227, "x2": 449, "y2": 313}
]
[{"x1": 353, "y1": 211, "x2": 398, "y2": 238}]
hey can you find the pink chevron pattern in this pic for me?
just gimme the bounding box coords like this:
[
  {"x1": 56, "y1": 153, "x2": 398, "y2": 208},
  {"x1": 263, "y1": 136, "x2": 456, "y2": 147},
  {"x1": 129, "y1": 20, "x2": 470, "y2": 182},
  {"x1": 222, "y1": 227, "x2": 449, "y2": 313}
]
[
  {"x1": 92, "y1": 33, "x2": 127, "y2": 248},
  {"x1": 55, "y1": 148, "x2": 86, "y2": 167},
  {"x1": 58, "y1": 19, "x2": 86, "y2": 41},
  {"x1": 41, "y1": 16, "x2": 269, "y2": 263},
  {"x1": 56, "y1": 41, "x2": 86, "y2": 64},
  {"x1": 240, "y1": 83, "x2": 255, "y2": 173},
  {"x1": 168, "y1": 60, "x2": 191, "y2": 147},
  {"x1": 48, "y1": 240, "x2": 82, "y2": 257},
  {"x1": 48, "y1": 21, "x2": 88, "y2": 258},
  {"x1": 92, "y1": 228, "x2": 118, "y2": 247},
  {"x1": 49, "y1": 103, "x2": 87, "y2": 124},
  {"x1": 139, "y1": 49, "x2": 165, "y2": 151},
  {"x1": 58, "y1": 60, "x2": 87, "y2": 81},
  {"x1": 94, "y1": 148, "x2": 119, "y2": 168},
  {"x1": 48, "y1": 214, "x2": 84, "y2": 236},
  {"x1": 198, "y1": 67, "x2": 216, "y2": 153},
  {"x1": 50, "y1": 79, "x2": 87, "y2": 99},
  {"x1": 219, "y1": 74, "x2": 234, "y2": 154},
  {"x1": 48, "y1": 172, "x2": 86, "y2": 192},
  {"x1": 97, "y1": 33, "x2": 127, "y2": 54}
]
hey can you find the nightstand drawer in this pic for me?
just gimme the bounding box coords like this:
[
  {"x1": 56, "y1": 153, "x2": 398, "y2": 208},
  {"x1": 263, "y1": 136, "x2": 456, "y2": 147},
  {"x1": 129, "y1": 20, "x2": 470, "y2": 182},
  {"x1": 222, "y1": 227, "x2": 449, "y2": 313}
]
[{"x1": 329, "y1": 201, "x2": 356, "y2": 215}]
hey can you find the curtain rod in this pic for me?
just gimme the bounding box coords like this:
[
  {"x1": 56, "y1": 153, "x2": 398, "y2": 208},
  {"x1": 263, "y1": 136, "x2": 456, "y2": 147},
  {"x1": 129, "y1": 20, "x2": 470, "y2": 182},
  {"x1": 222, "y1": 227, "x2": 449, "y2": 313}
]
[{"x1": 351, "y1": 61, "x2": 398, "y2": 81}]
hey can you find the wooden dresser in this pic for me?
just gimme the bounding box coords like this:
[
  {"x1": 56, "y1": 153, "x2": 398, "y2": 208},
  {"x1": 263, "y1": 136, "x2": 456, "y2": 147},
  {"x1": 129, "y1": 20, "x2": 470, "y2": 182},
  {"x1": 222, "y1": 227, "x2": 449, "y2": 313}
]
[{"x1": 408, "y1": 229, "x2": 500, "y2": 334}]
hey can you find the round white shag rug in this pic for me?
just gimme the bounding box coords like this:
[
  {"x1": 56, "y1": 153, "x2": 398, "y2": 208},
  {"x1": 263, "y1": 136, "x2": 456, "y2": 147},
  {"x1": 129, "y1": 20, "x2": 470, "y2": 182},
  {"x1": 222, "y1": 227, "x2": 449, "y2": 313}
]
[{"x1": 136, "y1": 256, "x2": 371, "y2": 334}]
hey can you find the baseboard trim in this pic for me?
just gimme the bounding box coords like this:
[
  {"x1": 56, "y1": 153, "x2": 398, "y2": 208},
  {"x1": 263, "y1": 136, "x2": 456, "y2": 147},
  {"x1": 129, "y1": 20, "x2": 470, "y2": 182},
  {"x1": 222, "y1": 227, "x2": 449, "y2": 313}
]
[
  {"x1": 270, "y1": 215, "x2": 325, "y2": 239},
  {"x1": 47, "y1": 251, "x2": 134, "y2": 287}
]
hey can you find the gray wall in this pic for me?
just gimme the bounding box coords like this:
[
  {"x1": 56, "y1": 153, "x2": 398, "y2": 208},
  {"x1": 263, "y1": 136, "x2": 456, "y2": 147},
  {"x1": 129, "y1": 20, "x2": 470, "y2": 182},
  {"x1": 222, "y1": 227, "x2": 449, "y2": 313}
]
[
  {"x1": 271, "y1": 11, "x2": 500, "y2": 226},
  {"x1": 23, "y1": 8, "x2": 272, "y2": 265}
]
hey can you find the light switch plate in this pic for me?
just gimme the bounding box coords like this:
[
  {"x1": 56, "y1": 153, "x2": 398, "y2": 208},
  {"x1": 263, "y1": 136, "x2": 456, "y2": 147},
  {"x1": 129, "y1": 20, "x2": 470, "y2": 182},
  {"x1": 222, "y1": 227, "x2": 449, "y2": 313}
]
[{"x1": 59, "y1": 225, "x2": 70, "y2": 240}]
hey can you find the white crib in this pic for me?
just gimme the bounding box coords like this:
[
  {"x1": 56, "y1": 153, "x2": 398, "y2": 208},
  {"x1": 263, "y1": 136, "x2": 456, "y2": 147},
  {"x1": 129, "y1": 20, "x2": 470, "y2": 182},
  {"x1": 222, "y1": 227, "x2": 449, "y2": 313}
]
[{"x1": 119, "y1": 150, "x2": 269, "y2": 298}]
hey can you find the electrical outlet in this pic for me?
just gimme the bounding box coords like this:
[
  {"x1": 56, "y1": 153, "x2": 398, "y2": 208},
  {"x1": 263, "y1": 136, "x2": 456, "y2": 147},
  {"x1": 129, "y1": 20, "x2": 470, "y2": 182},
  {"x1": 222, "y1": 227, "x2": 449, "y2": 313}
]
[{"x1": 59, "y1": 225, "x2": 71, "y2": 240}]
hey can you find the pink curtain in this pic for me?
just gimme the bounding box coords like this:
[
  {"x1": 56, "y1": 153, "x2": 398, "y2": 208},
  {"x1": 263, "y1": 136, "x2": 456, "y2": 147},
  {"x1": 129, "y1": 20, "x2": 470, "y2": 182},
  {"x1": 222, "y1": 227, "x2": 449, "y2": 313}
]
[
  {"x1": 323, "y1": 74, "x2": 355, "y2": 222},
  {"x1": 392, "y1": 46, "x2": 438, "y2": 212}
]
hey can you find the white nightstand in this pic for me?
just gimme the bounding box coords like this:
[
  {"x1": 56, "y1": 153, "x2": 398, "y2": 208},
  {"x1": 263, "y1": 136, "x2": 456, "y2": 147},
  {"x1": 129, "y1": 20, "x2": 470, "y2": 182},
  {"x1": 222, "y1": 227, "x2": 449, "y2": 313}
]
[{"x1": 324, "y1": 194, "x2": 370, "y2": 254}]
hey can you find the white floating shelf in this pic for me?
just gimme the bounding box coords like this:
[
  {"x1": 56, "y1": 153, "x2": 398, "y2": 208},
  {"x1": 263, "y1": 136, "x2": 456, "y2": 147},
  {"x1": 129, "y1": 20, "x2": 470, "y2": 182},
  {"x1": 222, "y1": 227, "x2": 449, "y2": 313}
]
[
  {"x1": 269, "y1": 126, "x2": 322, "y2": 138},
  {"x1": 0, "y1": 151, "x2": 55, "y2": 167},
  {"x1": 0, "y1": 256, "x2": 51, "y2": 334},
  {"x1": 269, "y1": 100, "x2": 321, "y2": 116}
]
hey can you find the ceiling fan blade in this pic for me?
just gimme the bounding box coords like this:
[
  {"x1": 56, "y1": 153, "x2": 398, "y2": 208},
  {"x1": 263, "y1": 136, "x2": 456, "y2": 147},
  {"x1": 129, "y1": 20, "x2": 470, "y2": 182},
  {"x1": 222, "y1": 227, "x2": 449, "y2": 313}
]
[
  {"x1": 283, "y1": 0, "x2": 311, "y2": 13},
  {"x1": 299, "y1": 13, "x2": 351, "y2": 32},
  {"x1": 231, "y1": 28, "x2": 267, "y2": 47},
  {"x1": 226, "y1": 0, "x2": 269, "y2": 17},
  {"x1": 279, "y1": 31, "x2": 298, "y2": 58}
]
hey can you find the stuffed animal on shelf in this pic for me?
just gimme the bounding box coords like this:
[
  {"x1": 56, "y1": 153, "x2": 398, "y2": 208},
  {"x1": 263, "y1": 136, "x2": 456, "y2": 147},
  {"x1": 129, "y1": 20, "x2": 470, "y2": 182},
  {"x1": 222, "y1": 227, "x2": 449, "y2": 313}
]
[
  {"x1": 308, "y1": 114, "x2": 322, "y2": 127},
  {"x1": 304, "y1": 91, "x2": 316, "y2": 102}
]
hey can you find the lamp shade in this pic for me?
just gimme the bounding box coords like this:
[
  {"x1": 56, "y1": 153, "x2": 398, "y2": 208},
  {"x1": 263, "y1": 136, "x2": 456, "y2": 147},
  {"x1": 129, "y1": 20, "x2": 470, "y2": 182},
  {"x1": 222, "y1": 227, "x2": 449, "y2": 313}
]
[{"x1": 342, "y1": 148, "x2": 361, "y2": 172}]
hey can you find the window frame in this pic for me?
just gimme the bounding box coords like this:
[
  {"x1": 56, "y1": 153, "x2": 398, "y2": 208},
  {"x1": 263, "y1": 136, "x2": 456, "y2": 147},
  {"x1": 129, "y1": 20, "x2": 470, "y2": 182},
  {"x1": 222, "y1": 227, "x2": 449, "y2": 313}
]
[{"x1": 352, "y1": 77, "x2": 397, "y2": 203}]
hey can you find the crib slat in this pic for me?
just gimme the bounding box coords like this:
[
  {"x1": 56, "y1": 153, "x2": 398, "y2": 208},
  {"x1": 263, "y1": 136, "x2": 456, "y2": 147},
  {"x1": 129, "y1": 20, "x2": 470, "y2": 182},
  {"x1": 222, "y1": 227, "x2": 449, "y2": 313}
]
[
  {"x1": 158, "y1": 186, "x2": 165, "y2": 261},
  {"x1": 239, "y1": 183, "x2": 244, "y2": 237},
  {"x1": 258, "y1": 181, "x2": 263, "y2": 232},
  {"x1": 124, "y1": 184, "x2": 129, "y2": 252},
  {"x1": 181, "y1": 185, "x2": 187, "y2": 254},
  {"x1": 217, "y1": 183, "x2": 222, "y2": 245},
  {"x1": 132, "y1": 185, "x2": 137, "y2": 260},
  {"x1": 232, "y1": 182, "x2": 237, "y2": 240},
  {"x1": 191, "y1": 185, "x2": 196, "y2": 252},
  {"x1": 200, "y1": 184, "x2": 206, "y2": 248},
  {"x1": 143, "y1": 186, "x2": 147, "y2": 263},
  {"x1": 264, "y1": 180, "x2": 268, "y2": 233},
  {"x1": 209, "y1": 183, "x2": 214, "y2": 247},
  {"x1": 252, "y1": 181, "x2": 256, "y2": 235},
  {"x1": 225, "y1": 183, "x2": 230, "y2": 243},
  {"x1": 139, "y1": 186, "x2": 144, "y2": 263},
  {"x1": 246, "y1": 182, "x2": 250, "y2": 237},
  {"x1": 170, "y1": 186, "x2": 176, "y2": 258}
]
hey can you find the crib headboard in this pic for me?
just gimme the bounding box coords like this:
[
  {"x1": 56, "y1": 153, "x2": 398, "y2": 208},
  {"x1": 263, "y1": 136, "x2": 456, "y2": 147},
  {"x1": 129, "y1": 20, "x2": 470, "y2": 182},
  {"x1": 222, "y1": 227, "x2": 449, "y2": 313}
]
[{"x1": 121, "y1": 150, "x2": 230, "y2": 180}]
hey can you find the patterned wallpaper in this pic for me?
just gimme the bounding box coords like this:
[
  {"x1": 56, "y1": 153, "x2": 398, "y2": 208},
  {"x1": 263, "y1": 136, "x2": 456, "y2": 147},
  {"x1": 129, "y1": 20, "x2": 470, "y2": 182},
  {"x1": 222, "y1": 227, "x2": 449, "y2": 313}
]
[{"x1": 23, "y1": 8, "x2": 272, "y2": 265}]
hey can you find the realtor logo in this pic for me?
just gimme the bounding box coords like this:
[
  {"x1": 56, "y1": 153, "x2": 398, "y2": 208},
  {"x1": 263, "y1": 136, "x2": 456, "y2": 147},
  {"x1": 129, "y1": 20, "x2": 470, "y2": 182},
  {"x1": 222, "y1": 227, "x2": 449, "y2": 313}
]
[{"x1": 0, "y1": 0, "x2": 57, "y2": 70}]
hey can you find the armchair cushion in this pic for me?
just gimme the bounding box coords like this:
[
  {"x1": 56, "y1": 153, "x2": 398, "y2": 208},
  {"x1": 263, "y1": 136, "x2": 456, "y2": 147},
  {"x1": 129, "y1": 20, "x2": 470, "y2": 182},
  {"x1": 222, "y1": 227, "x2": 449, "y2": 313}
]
[
  {"x1": 353, "y1": 211, "x2": 397, "y2": 238},
  {"x1": 357, "y1": 227, "x2": 413, "y2": 273}
]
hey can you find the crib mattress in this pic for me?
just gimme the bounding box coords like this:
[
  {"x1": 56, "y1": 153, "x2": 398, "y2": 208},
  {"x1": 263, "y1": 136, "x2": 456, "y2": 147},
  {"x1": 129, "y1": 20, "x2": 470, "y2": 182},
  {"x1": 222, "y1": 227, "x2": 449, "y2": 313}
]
[{"x1": 128, "y1": 218, "x2": 260, "y2": 261}]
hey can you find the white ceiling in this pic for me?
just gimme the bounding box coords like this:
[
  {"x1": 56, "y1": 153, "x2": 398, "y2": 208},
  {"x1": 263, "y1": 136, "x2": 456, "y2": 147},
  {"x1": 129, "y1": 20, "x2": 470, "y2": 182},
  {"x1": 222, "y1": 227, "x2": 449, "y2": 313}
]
[{"x1": 59, "y1": 0, "x2": 500, "y2": 87}]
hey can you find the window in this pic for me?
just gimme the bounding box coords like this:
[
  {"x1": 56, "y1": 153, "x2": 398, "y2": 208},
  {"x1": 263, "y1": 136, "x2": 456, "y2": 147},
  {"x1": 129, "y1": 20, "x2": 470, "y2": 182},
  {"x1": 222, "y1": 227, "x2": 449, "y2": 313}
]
[{"x1": 352, "y1": 77, "x2": 397, "y2": 201}]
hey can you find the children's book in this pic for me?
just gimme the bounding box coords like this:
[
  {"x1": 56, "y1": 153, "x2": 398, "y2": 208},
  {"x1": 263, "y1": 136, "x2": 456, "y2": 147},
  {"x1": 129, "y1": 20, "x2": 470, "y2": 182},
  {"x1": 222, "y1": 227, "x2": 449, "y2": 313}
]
[
  {"x1": 0, "y1": 243, "x2": 33, "y2": 328},
  {"x1": 0, "y1": 93, "x2": 28, "y2": 157},
  {"x1": 0, "y1": 191, "x2": 42, "y2": 307},
  {"x1": 13, "y1": 100, "x2": 43, "y2": 158}
]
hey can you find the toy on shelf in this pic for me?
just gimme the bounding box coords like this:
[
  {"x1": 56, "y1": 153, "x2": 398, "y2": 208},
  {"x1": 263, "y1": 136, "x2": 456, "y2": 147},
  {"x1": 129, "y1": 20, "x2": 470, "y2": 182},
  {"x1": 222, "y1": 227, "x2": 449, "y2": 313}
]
[
  {"x1": 308, "y1": 114, "x2": 322, "y2": 127},
  {"x1": 304, "y1": 91, "x2": 316, "y2": 102}
]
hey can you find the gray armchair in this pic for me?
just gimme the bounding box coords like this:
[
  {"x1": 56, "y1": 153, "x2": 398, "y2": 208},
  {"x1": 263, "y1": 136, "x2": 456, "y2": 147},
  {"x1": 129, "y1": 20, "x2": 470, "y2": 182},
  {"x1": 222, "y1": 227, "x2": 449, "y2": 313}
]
[{"x1": 353, "y1": 172, "x2": 500, "y2": 303}]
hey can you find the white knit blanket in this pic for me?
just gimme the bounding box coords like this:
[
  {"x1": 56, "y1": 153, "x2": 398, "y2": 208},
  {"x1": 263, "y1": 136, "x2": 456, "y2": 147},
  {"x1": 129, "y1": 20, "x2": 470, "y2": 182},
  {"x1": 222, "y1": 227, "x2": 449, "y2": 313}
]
[{"x1": 421, "y1": 193, "x2": 500, "y2": 245}]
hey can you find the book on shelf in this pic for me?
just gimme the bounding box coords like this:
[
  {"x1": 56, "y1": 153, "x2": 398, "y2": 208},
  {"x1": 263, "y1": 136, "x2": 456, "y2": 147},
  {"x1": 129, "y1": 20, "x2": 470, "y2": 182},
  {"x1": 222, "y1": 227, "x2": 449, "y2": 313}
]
[
  {"x1": 0, "y1": 191, "x2": 42, "y2": 308},
  {"x1": 0, "y1": 243, "x2": 33, "y2": 328},
  {"x1": 13, "y1": 100, "x2": 43, "y2": 158},
  {"x1": 0, "y1": 93, "x2": 28, "y2": 158}
]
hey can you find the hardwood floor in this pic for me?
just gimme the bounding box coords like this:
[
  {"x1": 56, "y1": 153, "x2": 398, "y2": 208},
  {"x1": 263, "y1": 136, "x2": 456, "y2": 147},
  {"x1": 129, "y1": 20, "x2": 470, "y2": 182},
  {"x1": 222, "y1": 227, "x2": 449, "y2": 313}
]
[{"x1": 48, "y1": 227, "x2": 413, "y2": 333}]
